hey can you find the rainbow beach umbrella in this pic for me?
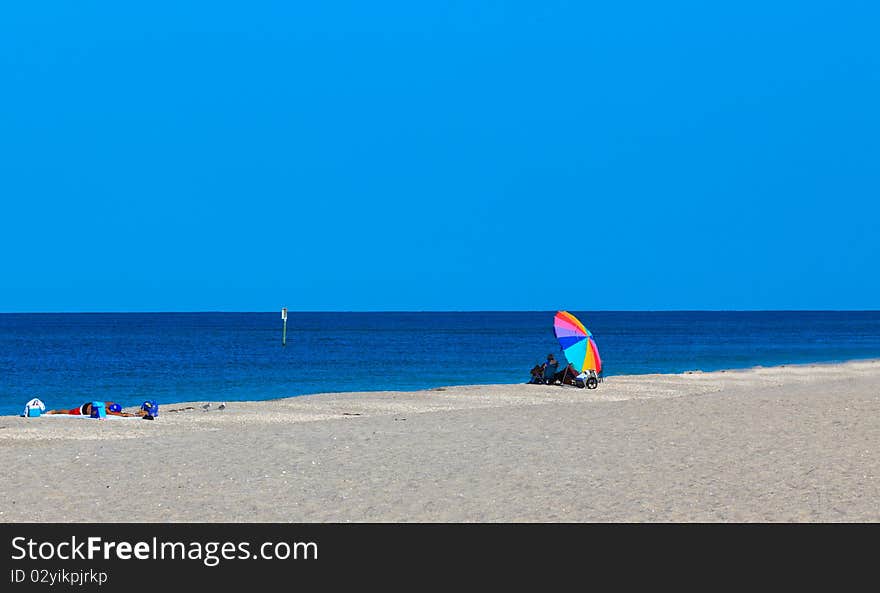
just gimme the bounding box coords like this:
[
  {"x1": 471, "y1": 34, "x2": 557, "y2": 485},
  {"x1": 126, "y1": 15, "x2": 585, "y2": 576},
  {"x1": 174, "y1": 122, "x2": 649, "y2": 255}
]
[{"x1": 553, "y1": 311, "x2": 602, "y2": 373}]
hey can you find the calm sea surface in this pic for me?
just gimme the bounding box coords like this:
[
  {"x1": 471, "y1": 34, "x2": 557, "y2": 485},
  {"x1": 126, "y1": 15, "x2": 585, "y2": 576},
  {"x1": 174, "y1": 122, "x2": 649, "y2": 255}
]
[{"x1": 2, "y1": 311, "x2": 880, "y2": 416}]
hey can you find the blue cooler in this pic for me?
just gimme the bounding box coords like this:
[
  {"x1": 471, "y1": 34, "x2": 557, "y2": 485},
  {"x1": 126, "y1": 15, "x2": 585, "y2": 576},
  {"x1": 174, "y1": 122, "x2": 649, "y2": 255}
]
[{"x1": 27, "y1": 407, "x2": 42, "y2": 417}]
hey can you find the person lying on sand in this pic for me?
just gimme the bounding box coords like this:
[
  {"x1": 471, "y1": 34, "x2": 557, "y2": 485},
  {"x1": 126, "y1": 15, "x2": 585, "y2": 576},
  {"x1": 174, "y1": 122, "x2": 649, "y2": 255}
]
[{"x1": 46, "y1": 402, "x2": 149, "y2": 417}]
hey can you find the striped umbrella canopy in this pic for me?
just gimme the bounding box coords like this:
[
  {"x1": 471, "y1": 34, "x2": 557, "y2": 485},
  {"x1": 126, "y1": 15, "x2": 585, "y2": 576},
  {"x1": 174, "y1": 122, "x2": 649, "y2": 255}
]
[{"x1": 553, "y1": 311, "x2": 602, "y2": 373}]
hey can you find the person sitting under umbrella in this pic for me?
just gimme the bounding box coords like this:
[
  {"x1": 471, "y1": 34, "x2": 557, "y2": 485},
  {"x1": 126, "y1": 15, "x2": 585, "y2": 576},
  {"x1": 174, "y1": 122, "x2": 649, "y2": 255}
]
[
  {"x1": 542, "y1": 354, "x2": 561, "y2": 383},
  {"x1": 529, "y1": 354, "x2": 562, "y2": 384},
  {"x1": 554, "y1": 362, "x2": 581, "y2": 385}
]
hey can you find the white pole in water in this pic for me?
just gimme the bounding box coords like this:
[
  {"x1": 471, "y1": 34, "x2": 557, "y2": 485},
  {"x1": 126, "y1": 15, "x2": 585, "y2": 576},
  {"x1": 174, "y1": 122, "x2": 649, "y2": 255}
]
[{"x1": 281, "y1": 307, "x2": 288, "y2": 346}]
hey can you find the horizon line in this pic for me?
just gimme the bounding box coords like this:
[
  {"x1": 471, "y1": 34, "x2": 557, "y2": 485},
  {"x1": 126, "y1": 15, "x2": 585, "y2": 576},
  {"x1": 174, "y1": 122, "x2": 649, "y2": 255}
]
[{"x1": 1, "y1": 309, "x2": 879, "y2": 314}]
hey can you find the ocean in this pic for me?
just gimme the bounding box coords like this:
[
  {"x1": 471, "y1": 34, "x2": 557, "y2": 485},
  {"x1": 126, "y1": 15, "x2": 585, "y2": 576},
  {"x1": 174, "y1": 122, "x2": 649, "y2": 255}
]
[{"x1": 2, "y1": 311, "x2": 880, "y2": 416}]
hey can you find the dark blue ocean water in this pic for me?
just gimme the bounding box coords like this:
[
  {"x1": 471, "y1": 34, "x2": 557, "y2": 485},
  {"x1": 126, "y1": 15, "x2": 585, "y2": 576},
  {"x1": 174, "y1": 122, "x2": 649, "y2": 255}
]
[{"x1": 2, "y1": 311, "x2": 880, "y2": 416}]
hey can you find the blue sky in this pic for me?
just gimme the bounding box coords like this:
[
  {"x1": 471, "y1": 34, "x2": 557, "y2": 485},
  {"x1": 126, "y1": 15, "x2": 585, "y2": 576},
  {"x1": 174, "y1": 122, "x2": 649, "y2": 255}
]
[{"x1": 1, "y1": 1, "x2": 878, "y2": 311}]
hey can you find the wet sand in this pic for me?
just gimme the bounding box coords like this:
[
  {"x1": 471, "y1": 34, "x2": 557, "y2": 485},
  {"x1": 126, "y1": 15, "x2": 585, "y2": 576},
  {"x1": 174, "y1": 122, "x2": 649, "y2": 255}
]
[{"x1": 2, "y1": 360, "x2": 879, "y2": 522}]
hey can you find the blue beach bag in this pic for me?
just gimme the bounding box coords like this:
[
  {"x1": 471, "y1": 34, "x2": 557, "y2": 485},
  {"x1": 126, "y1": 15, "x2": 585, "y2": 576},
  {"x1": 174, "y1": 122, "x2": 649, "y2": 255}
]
[
  {"x1": 141, "y1": 400, "x2": 159, "y2": 418},
  {"x1": 90, "y1": 401, "x2": 107, "y2": 419}
]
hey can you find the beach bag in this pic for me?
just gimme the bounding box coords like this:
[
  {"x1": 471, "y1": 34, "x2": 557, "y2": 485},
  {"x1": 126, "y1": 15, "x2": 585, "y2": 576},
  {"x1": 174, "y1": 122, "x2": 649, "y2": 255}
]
[
  {"x1": 23, "y1": 397, "x2": 45, "y2": 417},
  {"x1": 141, "y1": 400, "x2": 159, "y2": 418},
  {"x1": 89, "y1": 401, "x2": 107, "y2": 419}
]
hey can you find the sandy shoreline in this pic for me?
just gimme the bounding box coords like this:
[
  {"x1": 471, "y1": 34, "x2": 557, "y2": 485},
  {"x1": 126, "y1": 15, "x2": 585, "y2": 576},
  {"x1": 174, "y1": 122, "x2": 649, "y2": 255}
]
[{"x1": 2, "y1": 359, "x2": 880, "y2": 522}]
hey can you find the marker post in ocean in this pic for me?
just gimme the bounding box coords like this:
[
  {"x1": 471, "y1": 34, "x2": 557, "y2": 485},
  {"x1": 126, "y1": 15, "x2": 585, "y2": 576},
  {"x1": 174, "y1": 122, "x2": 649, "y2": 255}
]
[{"x1": 281, "y1": 307, "x2": 288, "y2": 346}]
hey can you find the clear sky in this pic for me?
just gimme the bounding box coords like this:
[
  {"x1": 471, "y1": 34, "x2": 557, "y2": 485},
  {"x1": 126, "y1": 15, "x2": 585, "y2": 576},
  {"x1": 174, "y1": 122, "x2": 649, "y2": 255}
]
[{"x1": 1, "y1": 1, "x2": 878, "y2": 311}]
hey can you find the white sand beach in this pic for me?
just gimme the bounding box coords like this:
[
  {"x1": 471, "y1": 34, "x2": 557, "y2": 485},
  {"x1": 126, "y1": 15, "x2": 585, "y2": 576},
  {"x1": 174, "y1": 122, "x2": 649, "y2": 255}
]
[{"x1": 2, "y1": 360, "x2": 879, "y2": 522}]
